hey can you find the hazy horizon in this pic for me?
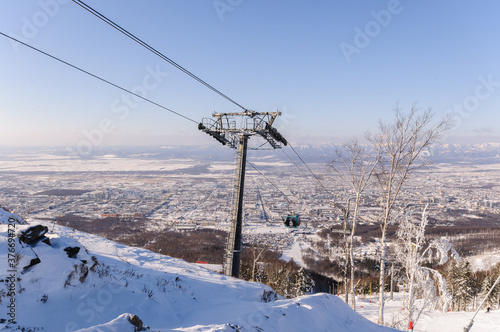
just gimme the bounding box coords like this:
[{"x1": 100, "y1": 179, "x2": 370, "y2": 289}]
[{"x1": 1, "y1": 1, "x2": 500, "y2": 147}]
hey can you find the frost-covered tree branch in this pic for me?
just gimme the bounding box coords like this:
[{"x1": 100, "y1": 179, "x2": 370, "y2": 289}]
[
  {"x1": 395, "y1": 207, "x2": 458, "y2": 331},
  {"x1": 330, "y1": 138, "x2": 380, "y2": 309},
  {"x1": 369, "y1": 103, "x2": 454, "y2": 325}
]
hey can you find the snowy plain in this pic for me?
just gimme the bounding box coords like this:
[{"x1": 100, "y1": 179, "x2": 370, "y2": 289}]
[
  {"x1": 0, "y1": 154, "x2": 197, "y2": 173},
  {"x1": 0, "y1": 211, "x2": 498, "y2": 331}
]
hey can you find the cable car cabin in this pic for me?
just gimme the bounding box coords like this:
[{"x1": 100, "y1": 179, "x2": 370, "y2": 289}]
[{"x1": 284, "y1": 215, "x2": 300, "y2": 228}]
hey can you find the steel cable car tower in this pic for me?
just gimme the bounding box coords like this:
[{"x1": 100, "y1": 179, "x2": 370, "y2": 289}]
[
  {"x1": 199, "y1": 110, "x2": 287, "y2": 278},
  {"x1": 5, "y1": 0, "x2": 321, "y2": 278}
]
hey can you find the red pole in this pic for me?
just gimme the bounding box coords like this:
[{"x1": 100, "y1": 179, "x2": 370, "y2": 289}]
[{"x1": 409, "y1": 321, "x2": 413, "y2": 331}]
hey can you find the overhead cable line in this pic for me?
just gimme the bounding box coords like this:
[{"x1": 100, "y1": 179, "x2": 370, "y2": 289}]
[
  {"x1": 284, "y1": 143, "x2": 347, "y2": 213},
  {"x1": 246, "y1": 161, "x2": 293, "y2": 206},
  {"x1": 248, "y1": 160, "x2": 318, "y2": 227},
  {"x1": 288, "y1": 143, "x2": 336, "y2": 197},
  {"x1": 0, "y1": 32, "x2": 198, "y2": 124},
  {"x1": 71, "y1": 0, "x2": 247, "y2": 111},
  {"x1": 280, "y1": 148, "x2": 313, "y2": 184},
  {"x1": 280, "y1": 145, "x2": 332, "y2": 199}
]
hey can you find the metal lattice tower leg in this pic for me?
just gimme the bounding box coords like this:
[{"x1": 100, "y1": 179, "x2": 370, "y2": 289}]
[
  {"x1": 223, "y1": 134, "x2": 248, "y2": 277},
  {"x1": 199, "y1": 111, "x2": 286, "y2": 278}
]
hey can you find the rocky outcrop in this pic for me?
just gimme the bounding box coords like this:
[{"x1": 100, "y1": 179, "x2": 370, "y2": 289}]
[
  {"x1": 128, "y1": 314, "x2": 144, "y2": 331},
  {"x1": 18, "y1": 225, "x2": 49, "y2": 245},
  {"x1": 64, "y1": 246, "x2": 80, "y2": 258},
  {"x1": 22, "y1": 257, "x2": 41, "y2": 272}
]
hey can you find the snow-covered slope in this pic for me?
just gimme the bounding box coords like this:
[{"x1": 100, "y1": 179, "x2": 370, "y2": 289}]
[
  {"x1": 0, "y1": 207, "x2": 25, "y2": 225},
  {"x1": 0, "y1": 219, "x2": 399, "y2": 332}
]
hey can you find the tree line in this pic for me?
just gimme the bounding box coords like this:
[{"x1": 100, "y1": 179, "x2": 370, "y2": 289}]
[{"x1": 327, "y1": 103, "x2": 454, "y2": 327}]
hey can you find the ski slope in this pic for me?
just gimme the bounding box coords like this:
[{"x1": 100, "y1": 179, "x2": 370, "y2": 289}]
[
  {"x1": 0, "y1": 210, "x2": 498, "y2": 331},
  {"x1": 0, "y1": 216, "x2": 398, "y2": 332}
]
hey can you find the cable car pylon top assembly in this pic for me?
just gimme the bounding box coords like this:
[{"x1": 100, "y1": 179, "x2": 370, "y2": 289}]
[
  {"x1": 199, "y1": 110, "x2": 287, "y2": 278},
  {"x1": 198, "y1": 110, "x2": 287, "y2": 149}
]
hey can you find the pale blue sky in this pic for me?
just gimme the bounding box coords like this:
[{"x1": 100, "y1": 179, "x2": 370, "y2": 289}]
[{"x1": 1, "y1": 0, "x2": 500, "y2": 147}]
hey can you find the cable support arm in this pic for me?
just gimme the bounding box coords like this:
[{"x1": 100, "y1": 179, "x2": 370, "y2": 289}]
[{"x1": 200, "y1": 111, "x2": 287, "y2": 149}]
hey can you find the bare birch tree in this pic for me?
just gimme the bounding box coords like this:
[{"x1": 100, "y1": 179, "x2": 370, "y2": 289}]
[
  {"x1": 248, "y1": 242, "x2": 268, "y2": 282},
  {"x1": 327, "y1": 197, "x2": 351, "y2": 303},
  {"x1": 340, "y1": 198, "x2": 351, "y2": 304},
  {"x1": 369, "y1": 103, "x2": 453, "y2": 325},
  {"x1": 395, "y1": 207, "x2": 458, "y2": 331},
  {"x1": 331, "y1": 138, "x2": 380, "y2": 310}
]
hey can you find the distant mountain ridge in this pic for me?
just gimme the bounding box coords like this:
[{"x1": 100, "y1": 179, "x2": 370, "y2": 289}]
[{"x1": 1, "y1": 143, "x2": 499, "y2": 166}]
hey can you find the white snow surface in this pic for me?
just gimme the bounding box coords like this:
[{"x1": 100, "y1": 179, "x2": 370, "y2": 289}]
[
  {"x1": 281, "y1": 236, "x2": 311, "y2": 268},
  {"x1": 0, "y1": 207, "x2": 25, "y2": 225},
  {"x1": 74, "y1": 313, "x2": 138, "y2": 332},
  {"x1": 0, "y1": 219, "x2": 498, "y2": 331},
  {"x1": 0, "y1": 155, "x2": 196, "y2": 173},
  {"x1": 468, "y1": 250, "x2": 500, "y2": 272},
  {"x1": 0, "y1": 220, "x2": 398, "y2": 332},
  {"x1": 341, "y1": 294, "x2": 500, "y2": 332}
]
